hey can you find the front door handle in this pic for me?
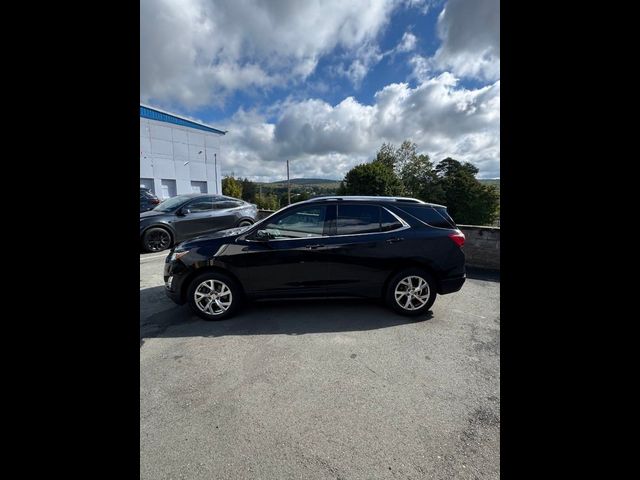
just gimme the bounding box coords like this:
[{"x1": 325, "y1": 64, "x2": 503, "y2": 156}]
[
  {"x1": 305, "y1": 244, "x2": 324, "y2": 249},
  {"x1": 386, "y1": 237, "x2": 404, "y2": 244}
]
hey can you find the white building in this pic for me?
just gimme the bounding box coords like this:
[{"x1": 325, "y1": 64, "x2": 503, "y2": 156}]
[{"x1": 140, "y1": 104, "x2": 225, "y2": 199}]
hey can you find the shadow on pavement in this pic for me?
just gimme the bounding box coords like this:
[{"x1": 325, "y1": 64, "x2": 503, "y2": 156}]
[
  {"x1": 140, "y1": 286, "x2": 432, "y2": 346},
  {"x1": 466, "y1": 267, "x2": 500, "y2": 282}
]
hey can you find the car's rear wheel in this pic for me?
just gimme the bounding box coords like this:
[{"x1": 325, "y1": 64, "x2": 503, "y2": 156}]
[
  {"x1": 187, "y1": 272, "x2": 242, "y2": 320},
  {"x1": 142, "y1": 227, "x2": 172, "y2": 252},
  {"x1": 238, "y1": 219, "x2": 254, "y2": 227},
  {"x1": 385, "y1": 268, "x2": 437, "y2": 316}
]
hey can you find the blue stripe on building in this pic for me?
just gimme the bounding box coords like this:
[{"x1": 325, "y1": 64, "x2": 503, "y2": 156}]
[{"x1": 140, "y1": 106, "x2": 226, "y2": 135}]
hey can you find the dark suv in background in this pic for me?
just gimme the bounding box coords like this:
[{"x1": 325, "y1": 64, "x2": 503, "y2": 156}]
[
  {"x1": 164, "y1": 196, "x2": 466, "y2": 320},
  {"x1": 140, "y1": 187, "x2": 160, "y2": 212},
  {"x1": 140, "y1": 194, "x2": 258, "y2": 253}
]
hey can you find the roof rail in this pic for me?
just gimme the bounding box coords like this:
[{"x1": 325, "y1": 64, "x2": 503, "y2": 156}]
[{"x1": 307, "y1": 195, "x2": 425, "y2": 203}]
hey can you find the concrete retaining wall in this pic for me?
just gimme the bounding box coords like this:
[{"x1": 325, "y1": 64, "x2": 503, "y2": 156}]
[
  {"x1": 458, "y1": 225, "x2": 500, "y2": 270},
  {"x1": 254, "y1": 210, "x2": 500, "y2": 270}
]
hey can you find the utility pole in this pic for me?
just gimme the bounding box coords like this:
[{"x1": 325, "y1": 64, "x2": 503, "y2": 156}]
[
  {"x1": 214, "y1": 153, "x2": 218, "y2": 195},
  {"x1": 287, "y1": 159, "x2": 291, "y2": 205}
]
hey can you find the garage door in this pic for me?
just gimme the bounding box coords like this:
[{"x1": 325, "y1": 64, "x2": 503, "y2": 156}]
[
  {"x1": 160, "y1": 179, "x2": 177, "y2": 199},
  {"x1": 191, "y1": 181, "x2": 208, "y2": 193}
]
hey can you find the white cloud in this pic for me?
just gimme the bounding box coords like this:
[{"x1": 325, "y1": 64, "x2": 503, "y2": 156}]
[
  {"x1": 141, "y1": 0, "x2": 402, "y2": 108},
  {"x1": 221, "y1": 75, "x2": 500, "y2": 181},
  {"x1": 334, "y1": 43, "x2": 384, "y2": 88},
  {"x1": 433, "y1": 0, "x2": 500, "y2": 81},
  {"x1": 396, "y1": 32, "x2": 418, "y2": 53}
]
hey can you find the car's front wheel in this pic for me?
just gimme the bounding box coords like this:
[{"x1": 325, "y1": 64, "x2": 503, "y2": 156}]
[
  {"x1": 142, "y1": 227, "x2": 172, "y2": 252},
  {"x1": 237, "y1": 219, "x2": 254, "y2": 227},
  {"x1": 187, "y1": 272, "x2": 242, "y2": 320},
  {"x1": 385, "y1": 268, "x2": 437, "y2": 316}
]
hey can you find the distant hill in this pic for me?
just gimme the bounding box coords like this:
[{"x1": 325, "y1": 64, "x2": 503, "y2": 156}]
[{"x1": 262, "y1": 178, "x2": 340, "y2": 186}]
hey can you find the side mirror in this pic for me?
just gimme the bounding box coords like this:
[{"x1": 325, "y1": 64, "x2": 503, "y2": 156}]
[
  {"x1": 178, "y1": 208, "x2": 191, "y2": 216},
  {"x1": 255, "y1": 229, "x2": 270, "y2": 241}
]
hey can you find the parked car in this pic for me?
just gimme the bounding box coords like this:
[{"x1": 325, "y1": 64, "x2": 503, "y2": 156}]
[
  {"x1": 140, "y1": 194, "x2": 258, "y2": 253},
  {"x1": 140, "y1": 187, "x2": 160, "y2": 212},
  {"x1": 164, "y1": 196, "x2": 466, "y2": 320}
]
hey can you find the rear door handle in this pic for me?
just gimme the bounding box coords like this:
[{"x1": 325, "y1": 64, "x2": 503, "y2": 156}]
[
  {"x1": 305, "y1": 244, "x2": 324, "y2": 249},
  {"x1": 386, "y1": 237, "x2": 404, "y2": 244}
]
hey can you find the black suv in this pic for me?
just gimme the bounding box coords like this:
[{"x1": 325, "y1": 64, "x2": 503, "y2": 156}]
[{"x1": 164, "y1": 196, "x2": 466, "y2": 320}]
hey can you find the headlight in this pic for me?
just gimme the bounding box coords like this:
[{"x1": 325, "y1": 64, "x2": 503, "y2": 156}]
[{"x1": 170, "y1": 250, "x2": 190, "y2": 262}]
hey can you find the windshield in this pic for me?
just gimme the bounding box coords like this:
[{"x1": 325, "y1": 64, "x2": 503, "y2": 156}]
[{"x1": 152, "y1": 195, "x2": 192, "y2": 212}]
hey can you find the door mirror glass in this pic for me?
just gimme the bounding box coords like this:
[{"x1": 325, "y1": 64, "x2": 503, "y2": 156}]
[{"x1": 255, "y1": 229, "x2": 275, "y2": 241}]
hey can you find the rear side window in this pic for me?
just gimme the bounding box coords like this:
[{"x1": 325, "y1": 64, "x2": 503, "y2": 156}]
[
  {"x1": 219, "y1": 200, "x2": 243, "y2": 208},
  {"x1": 380, "y1": 208, "x2": 403, "y2": 232},
  {"x1": 337, "y1": 205, "x2": 404, "y2": 235},
  {"x1": 398, "y1": 205, "x2": 456, "y2": 229},
  {"x1": 187, "y1": 197, "x2": 215, "y2": 212},
  {"x1": 337, "y1": 205, "x2": 380, "y2": 234}
]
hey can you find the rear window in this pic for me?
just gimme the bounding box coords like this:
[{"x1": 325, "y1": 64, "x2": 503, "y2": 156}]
[{"x1": 398, "y1": 205, "x2": 456, "y2": 229}]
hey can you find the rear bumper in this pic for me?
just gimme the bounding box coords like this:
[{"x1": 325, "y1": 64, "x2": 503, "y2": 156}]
[{"x1": 438, "y1": 275, "x2": 466, "y2": 294}]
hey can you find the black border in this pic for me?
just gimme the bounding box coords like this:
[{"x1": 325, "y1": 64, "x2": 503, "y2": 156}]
[{"x1": 13, "y1": 4, "x2": 141, "y2": 477}]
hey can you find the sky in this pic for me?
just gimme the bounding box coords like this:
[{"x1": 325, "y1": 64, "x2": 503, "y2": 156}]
[{"x1": 140, "y1": 0, "x2": 500, "y2": 181}]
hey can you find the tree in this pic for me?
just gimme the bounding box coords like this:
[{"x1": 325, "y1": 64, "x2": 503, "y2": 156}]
[
  {"x1": 343, "y1": 161, "x2": 404, "y2": 196},
  {"x1": 373, "y1": 142, "x2": 396, "y2": 170},
  {"x1": 222, "y1": 176, "x2": 243, "y2": 198},
  {"x1": 394, "y1": 140, "x2": 419, "y2": 175},
  {"x1": 433, "y1": 157, "x2": 499, "y2": 225},
  {"x1": 400, "y1": 153, "x2": 435, "y2": 197},
  {"x1": 255, "y1": 193, "x2": 280, "y2": 210},
  {"x1": 240, "y1": 177, "x2": 256, "y2": 202}
]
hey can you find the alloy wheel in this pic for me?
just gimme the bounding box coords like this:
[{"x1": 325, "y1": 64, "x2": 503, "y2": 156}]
[
  {"x1": 394, "y1": 275, "x2": 430, "y2": 311},
  {"x1": 194, "y1": 279, "x2": 233, "y2": 316}
]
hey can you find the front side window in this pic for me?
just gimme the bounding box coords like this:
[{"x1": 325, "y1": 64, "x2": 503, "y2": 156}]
[
  {"x1": 153, "y1": 195, "x2": 193, "y2": 212},
  {"x1": 186, "y1": 196, "x2": 214, "y2": 212},
  {"x1": 261, "y1": 206, "x2": 327, "y2": 239}
]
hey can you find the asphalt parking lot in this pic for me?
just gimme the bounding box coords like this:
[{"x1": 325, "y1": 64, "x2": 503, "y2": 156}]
[{"x1": 140, "y1": 252, "x2": 500, "y2": 479}]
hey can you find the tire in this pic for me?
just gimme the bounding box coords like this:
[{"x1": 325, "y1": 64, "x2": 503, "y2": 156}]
[
  {"x1": 187, "y1": 271, "x2": 242, "y2": 321},
  {"x1": 385, "y1": 268, "x2": 437, "y2": 316},
  {"x1": 142, "y1": 227, "x2": 172, "y2": 253},
  {"x1": 237, "y1": 219, "x2": 254, "y2": 227}
]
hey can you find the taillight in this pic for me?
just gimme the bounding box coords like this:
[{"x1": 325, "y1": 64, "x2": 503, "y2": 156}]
[
  {"x1": 448, "y1": 231, "x2": 465, "y2": 247},
  {"x1": 151, "y1": 198, "x2": 160, "y2": 204}
]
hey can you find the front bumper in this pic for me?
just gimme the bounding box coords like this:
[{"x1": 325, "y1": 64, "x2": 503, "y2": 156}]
[{"x1": 164, "y1": 258, "x2": 188, "y2": 305}]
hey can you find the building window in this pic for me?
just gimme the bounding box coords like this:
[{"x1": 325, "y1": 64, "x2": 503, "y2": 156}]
[
  {"x1": 160, "y1": 179, "x2": 177, "y2": 199},
  {"x1": 191, "y1": 181, "x2": 207, "y2": 194}
]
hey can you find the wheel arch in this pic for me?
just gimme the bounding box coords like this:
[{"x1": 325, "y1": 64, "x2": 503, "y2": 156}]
[
  {"x1": 381, "y1": 260, "x2": 442, "y2": 297},
  {"x1": 140, "y1": 223, "x2": 176, "y2": 244},
  {"x1": 179, "y1": 266, "x2": 246, "y2": 304}
]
